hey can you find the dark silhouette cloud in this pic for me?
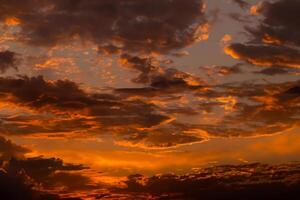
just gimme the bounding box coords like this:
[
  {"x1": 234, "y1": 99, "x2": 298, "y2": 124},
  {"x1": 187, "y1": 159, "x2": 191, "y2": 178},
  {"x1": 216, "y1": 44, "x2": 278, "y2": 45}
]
[
  {"x1": 4, "y1": 156, "x2": 97, "y2": 192},
  {"x1": 118, "y1": 162, "x2": 300, "y2": 199},
  {"x1": 0, "y1": 169, "x2": 67, "y2": 200},
  {"x1": 0, "y1": 136, "x2": 86, "y2": 199}
]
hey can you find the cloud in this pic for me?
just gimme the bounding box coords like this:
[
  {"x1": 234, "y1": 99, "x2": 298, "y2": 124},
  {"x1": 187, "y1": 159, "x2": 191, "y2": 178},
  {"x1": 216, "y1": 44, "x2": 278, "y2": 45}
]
[
  {"x1": 0, "y1": 0, "x2": 208, "y2": 54},
  {"x1": 0, "y1": 169, "x2": 67, "y2": 200},
  {"x1": 201, "y1": 63, "x2": 243, "y2": 77},
  {"x1": 115, "y1": 122, "x2": 206, "y2": 149},
  {"x1": 0, "y1": 115, "x2": 97, "y2": 136},
  {"x1": 118, "y1": 54, "x2": 203, "y2": 94},
  {"x1": 193, "y1": 80, "x2": 300, "y2": 138},
  {"x1": 4, "y1": 156, "x2": 97, "y2": 192},
  {"x1": 0, "y1": 76, "x2": 185, "y2": 148},
  {"x1": 0, "y1": 50, "x2": 18, "y2": 73},
  {"x1": 225, "y1": 44, "x2": 300, "y2": 68},
  {"x1": 254, "y1": 67, "x2": 290, "y2": 76},
  {"x1": 0, "y1": 136, "x2": 30, "y2": 160},
  {"x1": 1, "y1": 74, "x2": 300, "y2": 147},
  {"x1": 117, "y1": 162, "x2": 300, "y2": 199},
  {"x1": 0, "y1": 136, "x2": 89, "y2": 199},
  {"x1": 225, "y1": 0, "x2": 300, "y2": 71},
  {"x1": 0, "y1": 76, "x2": 169, "y2": 127},
  {"x1": 252, "y1": 0, "x2": 300, "y2": 46}
]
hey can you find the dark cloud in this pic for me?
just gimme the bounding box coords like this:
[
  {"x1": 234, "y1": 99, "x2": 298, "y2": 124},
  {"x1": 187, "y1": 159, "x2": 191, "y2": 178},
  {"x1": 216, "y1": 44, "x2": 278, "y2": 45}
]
[
  {"x1": 0, "y1": 169, "x2": 67, "y2": 200},
  {"x1": 0, "y1": 136, "x2": 30, "y2": 160},
  {"x1": 0, "y1": 75, "x2": 92, "y2": 111},
  {"x1": 0, "y1": 136, "x2": 86, "y2": 199},
  {"x1": 226, "y1": 0, "x2": 300, "y2": 70},
  {"x1": 0, "y1": 115, "x2": 96, "y2": 136},
  {"x1": 225, "y1": 43, "x2": 300, "y2": 68},
  {"x1": 4, "y1": 160, "x2": 300, "y2": 200},
  {"x1": 0, "y1": 50, "x2": 18, "y2": 73},
  {"x1": 119, "y1": 54, "x2": 159, "y2": 84},
  {"x1": 0, "y1": 76, "x2": 182, "y2": 148},
  {"x1": 14, "y1": 158, "x2": 92, "y2": 191},
  {"x1": 254, "y1": 67, "x2": 290, "y2": 76},
  {"x1": 252, "y1": 0, "x2": 300, "y2": 46},
  {"x1": 1, "y1": 74, "x2": 300, "y2": 147},
  {"x1": 0, "y1": 0, "x2": 208, "y2": 54},
  {"x1": 3, "y1": 156, "x2": 98, "y2": 197},
  {"x1": 118, "y1": 54, "x2": 203, "y2": 95},
  {"x1": 117, "y1": 162, "x2": 300, "y2": 199},
  {"x1": 278, "y1": 85, "x2": 300, "y2": 102},
  {"x1": 0, "y1": 76, "x2": 169, "y2": 127}
]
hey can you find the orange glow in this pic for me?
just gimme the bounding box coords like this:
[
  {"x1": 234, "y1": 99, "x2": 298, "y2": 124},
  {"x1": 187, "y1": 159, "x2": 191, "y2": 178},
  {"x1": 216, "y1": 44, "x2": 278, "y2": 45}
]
[
  {"x1": 215, "y1": 96, "x2": 237, "y2": 111},
  {"x1": 4, "y1": 17, "x2": 21, "y2": 26},
  {"x1": 223, "y1": 45, "x2": 241, "y2": 59},
  {"x1": 194, "y1": 23, "x2": 210, "y2": 42},
  {"x1": 250, "y1": 4, "x2": 260, "y2": 15},
  {"x1": 221, "y1": 34, "x2": 232, "y2": 44}
]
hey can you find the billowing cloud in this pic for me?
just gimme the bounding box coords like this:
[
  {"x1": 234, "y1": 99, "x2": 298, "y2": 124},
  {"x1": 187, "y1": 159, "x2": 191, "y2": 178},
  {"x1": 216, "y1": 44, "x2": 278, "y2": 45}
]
[{"x1": 0, "y1": 0, "x2": 208, "y2": 54}]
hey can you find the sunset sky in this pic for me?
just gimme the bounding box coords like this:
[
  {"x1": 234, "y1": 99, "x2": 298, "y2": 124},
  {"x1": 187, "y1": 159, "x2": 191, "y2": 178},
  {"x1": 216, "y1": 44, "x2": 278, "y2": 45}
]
[{"x1": 1, "y1": 0, "x2": 300, "y2": 199}]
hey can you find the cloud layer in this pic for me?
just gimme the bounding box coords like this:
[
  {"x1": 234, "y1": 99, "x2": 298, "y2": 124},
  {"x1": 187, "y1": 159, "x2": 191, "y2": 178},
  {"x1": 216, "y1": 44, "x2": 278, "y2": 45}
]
[{"x1": 0, "y1": 0, "x2": 208, "y2": 54}]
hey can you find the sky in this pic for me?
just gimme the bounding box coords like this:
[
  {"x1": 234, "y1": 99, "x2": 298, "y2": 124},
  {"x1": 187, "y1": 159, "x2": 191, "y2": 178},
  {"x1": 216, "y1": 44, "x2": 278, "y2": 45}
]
[{"x1": 1, "y1": 0, "x2": 300, "y2": 199}]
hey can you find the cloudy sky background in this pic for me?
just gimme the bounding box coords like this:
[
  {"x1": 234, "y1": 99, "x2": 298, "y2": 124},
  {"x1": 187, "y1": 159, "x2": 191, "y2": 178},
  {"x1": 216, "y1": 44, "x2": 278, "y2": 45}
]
[{"x1": 1, "y1": 0, "x2": 300, "y2": 199}]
